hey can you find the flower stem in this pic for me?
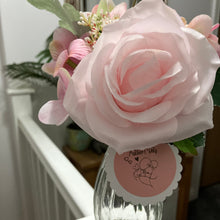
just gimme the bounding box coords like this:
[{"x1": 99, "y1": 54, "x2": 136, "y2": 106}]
[{"x1": 132, "y1": 0, "x2": 137, "y2": 7}]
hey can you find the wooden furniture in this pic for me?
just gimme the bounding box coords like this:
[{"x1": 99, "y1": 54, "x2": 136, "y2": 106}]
[
  {"x1": 177, "y1": 107, "x2": 220, "y2": 219},
  {"x1": 201, "y1": 107, "x2": 220, "y2": 186},
  {"x1": 63, "y1": 146, "x2": 104, "y2": 187}
]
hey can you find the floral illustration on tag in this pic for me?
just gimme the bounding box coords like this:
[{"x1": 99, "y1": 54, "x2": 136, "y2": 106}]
[
  {"x1": 117, "y1": 147, "x2": 163, "y2": 192},
  {"x1": 133, "y1": 157, "x2": 158, "y2": 188},
  {"x1": 105, "y1": 144, "x2": 182, "y2": 205}
]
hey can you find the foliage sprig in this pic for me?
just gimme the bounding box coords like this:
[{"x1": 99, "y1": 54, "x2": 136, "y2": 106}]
[{"x1": 5, "y1": 62, "x2": 58, "y2": 87}]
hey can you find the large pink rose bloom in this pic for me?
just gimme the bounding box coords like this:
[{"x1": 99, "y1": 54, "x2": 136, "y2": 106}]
[{"x1": 63, "y1": 0, "x2": 220, "y2": 153}]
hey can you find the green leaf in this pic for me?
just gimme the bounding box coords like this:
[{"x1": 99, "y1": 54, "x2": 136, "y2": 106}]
[
  {"x1": 36, "y1": 33, "x2": 53, "y2": 63},
  {"x1": 5, "y1": 62, "x2": 58, "y2": 87},
  {"x1": 173, "y1": 139, "x2": 198, "y2": 156},
  {"x1": 97, "y1": 0, "x2": 115, "y2": 15},
  {"x1": 27, "y1": 0, "x2": 80, "y2": 35},
  {"x1": 45, "y1": 32, "x2": 53, "y2": 48},
  {"x1": 36, "y1": 49, "x2": 52, "y2": 63},
  {"x1": 63, "y1": 3, "x2": 80, "y2": 21},
  {"x1": 189, "y1": 132, "x2": 205, "y2": 148},
  {"x1": 211, "y1": 67, "x2": 220, "y2": 106}
]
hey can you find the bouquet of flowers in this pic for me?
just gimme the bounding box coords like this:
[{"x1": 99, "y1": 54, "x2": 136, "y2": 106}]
[
  {"x1": 30, "y1": 0, "x2": 220, "y2": 156},
  {"x1": 26, "y1": 0, "x2": 220, "y2": 218}
]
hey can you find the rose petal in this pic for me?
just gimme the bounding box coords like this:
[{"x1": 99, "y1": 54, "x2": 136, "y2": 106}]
[
  {"x1": 173, "y1": 95, "x2": 214, "y2": 142},
  {"x1": 120, "y1": 0, "x2": 183, "y2": 27},
  {"x1": 104, "y1": 81, "x2": 172, "y2": 123},
  {"x1": 63, "y1": 72, "x2": 99, "y2": 138},
  {"x1": 91, "y1": 44, "x2": 132, "y2": 127},
  {"x1": 181, "y1": 27, "x2": 220, "y2": 113},
  {"x1": 85, "y1": 97, "x2": 177, "y2": 154},
  {"x1": 120, "y1": 50, "x2": 163, "y2": 94},
  {"x1": 119, "y1": 61, "x2": 182, "y2": 100},
  {"x1": 158, "y1": 72, "x2": 200, "y2": 122},
  {"x1": 107, "y1": 34, "x2": 147, "y2": 92},
  {"x1": 38, "y1": 100, "x2": 69, "y2": 125}
]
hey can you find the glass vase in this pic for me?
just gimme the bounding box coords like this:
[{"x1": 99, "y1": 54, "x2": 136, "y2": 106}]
[{"x1": 94, "y1": 153, "x2": 163, "y2": 220}]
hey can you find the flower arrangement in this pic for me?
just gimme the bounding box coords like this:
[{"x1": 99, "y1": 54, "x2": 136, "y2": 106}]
[{"x1": 27, "y1": 0, "x2": 220, "y2": 155}]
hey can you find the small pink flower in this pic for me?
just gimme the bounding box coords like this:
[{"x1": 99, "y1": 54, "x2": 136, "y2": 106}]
[
  {"x1": 110, "y1": 2, "x2": 127, "y2": 19},
  {"x1": 42, "y1": 28, "x2": 77, "y2": 75},
  {"x1": 38, "y1": 68, "x2": 71, "y2": 125},
  {"x1": 188, "y1": 15, "x2": 220, "y2": 55},
  {"x1": 39, "y1": 28, "x2": 92, "y2": 125},
  {"x1": 51, "y1": 38, "x2": 92, "y2": 77},
  {"x1": 91, "y1": 0, "x2": 127, "y2": 18},
  {"x1": 92, "y1": 4, "x2": 99, "y2": 14},
  {"x1": 42, "y1": 28, "x2": 91, "y2": 77}
]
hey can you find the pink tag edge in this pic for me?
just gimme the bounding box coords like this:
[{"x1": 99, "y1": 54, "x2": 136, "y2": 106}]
[{"x1": 105, "y1": 144, "x2": 183, "y2": 205}]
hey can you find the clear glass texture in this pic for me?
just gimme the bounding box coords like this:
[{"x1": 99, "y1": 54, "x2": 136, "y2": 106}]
[{"x1": 94, "y1": 155, "x2": 163, "y2": 220}]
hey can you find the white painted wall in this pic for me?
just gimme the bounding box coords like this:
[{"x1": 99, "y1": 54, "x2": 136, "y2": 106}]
[
  {"x1": 168, "y1": 0, "x2": 212, "y2": 21},
  {"x1": 1, "y1": 0, "x2": 59, "y2": 63},
  {"x1": 0, "y1": 0, "x2": 59, "y2": 219}
]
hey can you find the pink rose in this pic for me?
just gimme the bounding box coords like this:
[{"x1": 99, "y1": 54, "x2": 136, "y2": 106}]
[{"x1": 63, "y1": 0, "x2": 220, "y2": 153}]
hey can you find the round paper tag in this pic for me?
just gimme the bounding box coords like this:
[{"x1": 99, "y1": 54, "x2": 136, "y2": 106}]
[{"x1": 105, "y1": 144, "x2": 182, "y2": 205}]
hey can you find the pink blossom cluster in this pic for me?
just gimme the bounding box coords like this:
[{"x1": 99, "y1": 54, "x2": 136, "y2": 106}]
[
  {"x1": 39, "y1": 0, "x2": 127, "y2": 125},
  {"x1": 39, "y1": 28, "x2": 91, "y2": 125}
]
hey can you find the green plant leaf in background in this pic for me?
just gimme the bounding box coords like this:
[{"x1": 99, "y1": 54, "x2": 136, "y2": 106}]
[
  {"x1": 27, "y1": 0, "x2": 88, "y2": 36},
  {"x1": 173, "y1": 132, "x2": 205, "y2": 155},
  {"x1": 211, "y1": 67, "x2": 220, "y2": 106},
  {"x1": 36, "y1": 49, "x2": 52, "y2": 63},
  {"x1": 174, "y1": 139, "x2": 198, "y2": 156},
  {"x1": 36, "y1": 33, "x2": 53, "y2": 63},
  {"x1": 189, "y1": 132, "x2": 205, "y2": 148},
  {"x1": 5, "y1": 62, "x2": 58, "y2": 87},
  {"x1": 97, "y1": 0, "x2": 115, "y2": 15}
]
